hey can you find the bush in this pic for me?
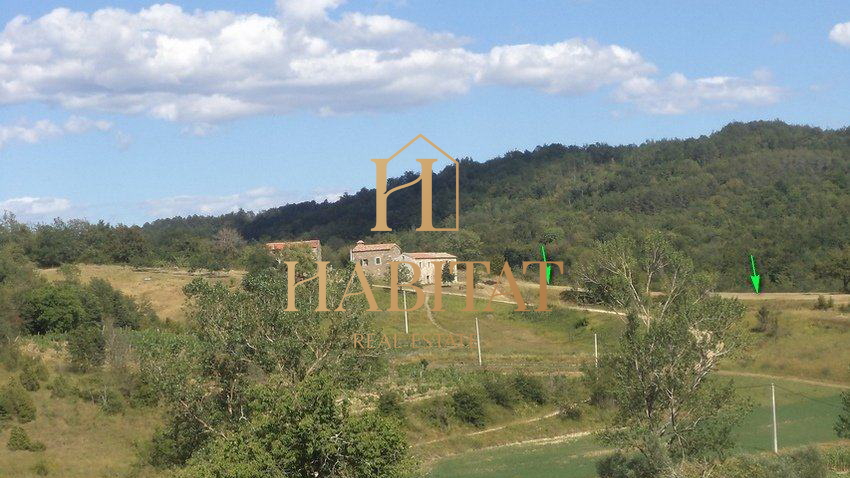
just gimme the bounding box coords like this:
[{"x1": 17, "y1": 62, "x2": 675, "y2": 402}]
[
  {"x1": 67, "y1": 325, "x2": 105, "y2": 371},
  {"x1": 19, "y1": 367, "x2": 41, "y2": 392},
  {"x1": 754, "y1": 305, "x2": 779, "y2": 337},
  {"x1": 513, "y1": 373, "x2": 547, "y2": 405},
  {"x1": 573, "y1": 316, "x2": 589, "y2": 329},
  {"x1": 0, "y1": 380, "x2": 36, "y2": 423},
  {"x1": 597, "y1": 452, "x2": 659, "y2": 478},
  {"x1": 47, "y1": 376, "x2": 72, "y2": 399},
  {"x1": 814, "y1": 295, "x2": 834, "y2": 310},
  {"x1": 451, "y1": 387, "x2": 487, "y2": 427},
  {"x1": 7, "y1": 426, "x2": 46, "y2": 452},
  {"x1": 31, "y1": 459, "x2": 50, "y2": 476},
  {"x1": 377, "y1": 391, "x2": 405, "y2": 420},
  {"x1": 823, "y1": 445, "x2": 850, "y2": 472},
  {"x1": 481, "y1": 373, "x2": 518, "y2": 408},
  {"x1": 558, "y1": 402, "x2": 583, "y2": 420},
  {"x1": 421, "y1": 397, "x2": 452, "y2": 431},
  {"x1": 0, "y1": 344, "x2": 23, "y2": 371},
  {"x1": 715, "y1": 447, "x2": 827, "y2": 478}
]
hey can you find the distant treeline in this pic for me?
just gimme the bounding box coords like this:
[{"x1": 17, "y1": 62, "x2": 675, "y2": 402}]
[{"x1": 2, "y1": 120, "x2": 849, "y2": 291}]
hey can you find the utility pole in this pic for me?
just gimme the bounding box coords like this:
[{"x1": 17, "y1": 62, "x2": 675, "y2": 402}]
[
  {"x1": 403, "y1": 289, "x2": 409, "y2": 334},
  {"x1": 771, "y1": 383, "x2": 779, "y2": 454},
  {"x1": 475, "y1": 317, "x2": 482, "y2": 366},
  {"x1": 594, "y1": 333, "x2": 599, "y2": 368}
]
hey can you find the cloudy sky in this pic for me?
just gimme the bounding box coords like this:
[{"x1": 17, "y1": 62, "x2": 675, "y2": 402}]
[{"x1": 1, "y1": 0, "x2": 849, "y2": 224}]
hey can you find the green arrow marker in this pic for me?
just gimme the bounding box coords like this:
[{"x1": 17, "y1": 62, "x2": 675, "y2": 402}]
[
  {"x1": 749, "y1": 254, "x2": 761, "y2": 293},
  {"x1": 540, "y1": 245, "x2": 552, "y2": 284}
]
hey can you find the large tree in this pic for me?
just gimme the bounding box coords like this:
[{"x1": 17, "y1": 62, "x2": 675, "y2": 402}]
[
  {"x1": 815, "y1": 245, "x2": 850, "y2": 292},
  {"x1": 137, "y1": 262, "x2": 397, "y2": 472},
  {"x1": 579, "y1": 231, "x2": 748, "y2": 476}
]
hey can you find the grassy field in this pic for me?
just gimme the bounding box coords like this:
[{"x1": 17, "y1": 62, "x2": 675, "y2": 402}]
[
  {"x1": 0, "y1": 368, "x2": 163, "y2": 478},
  {"x1": 40, "y1": 264, "x2": 244, "y2": 323},
  {"x1": 429, "y1": 375, "x2": 849, "y2": 478},
  {"x1": 16, "y1": 265, "x2": 850, "y2": 477}
]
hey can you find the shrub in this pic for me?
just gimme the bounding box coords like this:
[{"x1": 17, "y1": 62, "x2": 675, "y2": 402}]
[
  {"x1": 597, "y1": 452, "x2": 659, "y2": 478},
  {"x1": 19, "y1": 284, "x2": 88, "y2": 334},
  {"x1": 754, "y1": 305, "x2": 779, "y2": 337},
  {"x1": 7, "y1": 426, "x2": 46, "y2": 452},
  {"x1": 0, "y1": 380, "x2": 36, "y2": 423},
  {"x1": 19, "y1": 367, "x2": 41, "y2": 392},
  {"x1": 481, "y1": 373, "x2": 518, "y2": 408},
  {"x1": 422, "y1": 397, "x2": 452, "y2": 431},
  {"x1": 451, "y1": 387, "x2": 487, "y2": 427},
  {"x1": 715, "y1": 447, "x2": 827, "y2": 478},
  {"x1": 558, "y1": 402, "x2": 583, "y2": 420},
  {"x1": 513, "y1": 373, "x2": 547, "y2": 405},
  {"x1": 573, "y1": 316, "x2": 589, "y2": 329},
  {"x1": 126, "y1": 374, "x2": 159, "y2": 408},
  {"x1": 823, "y1": 445, "x2": 850, "y2": 472},
  {"x1": 0, "y1": 344, "x2": 23, "y2": 371},
  {"x1": 31, "y1": 459, "x2": 50, "y2": 476},
  {"x1": 377, "y1": 391, "x2": 405, "y2": 420},
  {"x1": 68, "y1": 326, "x2": 105, "y2": 371},
  {"x1": 98, "y1": 387, "x2": 126, "y2": 414},
  {"x1": 814, "y1": 295, "x2": 834, "y2": 310},
  {"x1": 47, "y1": 376, "x2": 72, "y2": 399}
]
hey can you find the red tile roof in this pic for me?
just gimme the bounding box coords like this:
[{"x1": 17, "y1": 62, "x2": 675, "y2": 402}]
[
  {"x1": 351, "y1": 241, "x2": 399, "y2": 253},
  {"x1": 404, "y1": 252, "x2": 457, "y2": 259},
  {"x1": 266, "y1": 240, "x2": 321, "y2": 251}
]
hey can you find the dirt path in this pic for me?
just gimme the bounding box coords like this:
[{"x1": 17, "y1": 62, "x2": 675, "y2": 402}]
[
  {"x1": 422, "y1": 292, "x2": 455, "y2": 335},
  {"x1": 416, "y1": 410, "x2": 564, "y2": 446},
  {"x1": 717, "y1": 370, "x2": 850, "y2": 390}
]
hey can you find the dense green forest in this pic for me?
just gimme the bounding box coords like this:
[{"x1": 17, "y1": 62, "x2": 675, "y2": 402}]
[{"x1": 2, "y1": 120, "x2": 849, "y2": 291}]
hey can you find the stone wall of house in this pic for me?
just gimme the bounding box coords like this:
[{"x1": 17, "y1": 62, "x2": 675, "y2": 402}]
[{"x1": 351, "y1": 245, "x2": 401, "y2": 278}]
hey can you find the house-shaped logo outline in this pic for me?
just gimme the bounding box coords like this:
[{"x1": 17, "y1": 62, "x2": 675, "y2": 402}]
[{"x1": 372, "y1": 134, "x2": 460, "y2": 232}]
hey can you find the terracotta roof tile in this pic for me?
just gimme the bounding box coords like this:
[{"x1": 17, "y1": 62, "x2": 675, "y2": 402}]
[
  {"x1": 404, "y1": 252, "x2": 457, "y2": 259},
  {"x1": 352, "y1": 242, "x2": 399, "y2": 252},
  {"x1": 266, "y1": 240, "x2": 321, "y2": 251}
]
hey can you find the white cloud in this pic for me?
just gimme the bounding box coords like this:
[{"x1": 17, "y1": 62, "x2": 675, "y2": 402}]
[
  {"x1": 829, "y1": 22, "x2": 850, "y2": 47},
  {"x1": 482, "y1": 40, "x2": 655, "y2": 94},
  {"x1": 0, "y1": 3, "x2": 782, "y2": 125},
  {"x1": 0, "y1": 196, "x2": 71, "y2": 215},
  {"x1": 614, "y1": 72, "x2": 782, "y2": 115},
  {"x1": 0, "y1": 3, "x2": 657, "y2": 126},
  {"x1": 0, "y1": 116, "x2": 115, "y2": 149},
  {"x1": 145, "y1": 187, "x2": 293, "y2": 217},
  {"x1": 144, "y1": 186, "x2": 348, "y2": 217}
]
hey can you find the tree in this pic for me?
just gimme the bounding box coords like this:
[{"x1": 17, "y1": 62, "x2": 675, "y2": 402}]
[
  {"x1": 212, "y1": 227, "x2": 246, "y2": 265},
  {"x1": 815, "y1": 246, "x2": 850, "y2": 292},
  {"x1": 838, "y1": 389, "x2": 850, "y2": 439},
  {"x1": 441, "y1": 262, "x2": 454, "y2": 284},
  {"x1": 137, "y1": 264, "x2": 386, "y2": 467},
  {"x1": 176, "y1": 376, "x2": 414, "y2": 478},
  {"x1": 19, "y1": 284, "x2": 88, "y2": 334},
  {"x1": 68, "y1": 326, "x2": 106, "y2": 371},
  {"x1": 578, "y1": 231, "x2": 748, "y2": 475}
]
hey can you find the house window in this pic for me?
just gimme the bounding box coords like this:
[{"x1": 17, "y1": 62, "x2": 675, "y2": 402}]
[
  {"x1": 375, "y1": 257, "x2": 381, "y2": 265},
  {"x1": 361, "y1": 259, "x2": 368, "y2": 266}
]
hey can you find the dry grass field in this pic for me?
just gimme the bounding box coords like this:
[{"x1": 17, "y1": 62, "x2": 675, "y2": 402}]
[{"x1": 39, "y1": 264, "x2": 244, "y2": 323}]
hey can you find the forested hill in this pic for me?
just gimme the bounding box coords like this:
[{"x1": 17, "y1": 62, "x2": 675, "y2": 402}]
[{"x1": 140, "y1": 120, "x2": 850, "y2": 291}]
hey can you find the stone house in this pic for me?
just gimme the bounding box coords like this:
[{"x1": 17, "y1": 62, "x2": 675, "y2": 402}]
[
  {"x1": 349, "y1": 241, "x2": 401, "y2": 278},
  {"x1": 401, "y1": 252, "x2": 458, "y2": 284},
  {"x1": 266, "y1": 240, "x2": 322, "y2": 262},
  {"x1": 349, "y1": 240, "x2": 457, "y2": 285}
]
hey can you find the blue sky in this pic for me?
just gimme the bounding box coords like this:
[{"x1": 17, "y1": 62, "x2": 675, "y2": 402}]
[{"x1": 1, "y1": 0, "x2": 849, "y2": 225}]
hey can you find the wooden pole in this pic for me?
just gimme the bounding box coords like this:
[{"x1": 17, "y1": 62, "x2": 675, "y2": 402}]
[
  {"x1": 403, "y1": 289, "x2": 409, "y2": 334},
  {"x1": 771, "y1": 383, "x2": 779, "y2": 453},
  {"x1": 594, "y1": 333, "x2": 598, "y2": 368},
  {"x1": 475, "y1": 317, "x2": 482, "y2": 366}
]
